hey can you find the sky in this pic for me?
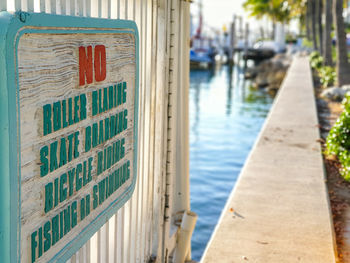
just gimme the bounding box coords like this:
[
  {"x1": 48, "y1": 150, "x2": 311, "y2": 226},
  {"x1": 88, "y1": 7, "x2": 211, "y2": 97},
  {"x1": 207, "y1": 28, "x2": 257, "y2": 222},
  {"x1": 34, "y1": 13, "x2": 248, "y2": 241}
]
[
  {"x1": 191, "y1": 0, "x2": 265, "y2": 36},
  {"x1": 192, "y1": 0, "x2": 299, "y2": 39},
  {"x1": 201, "y1": 0, "x2": 248, "y2": 29}
]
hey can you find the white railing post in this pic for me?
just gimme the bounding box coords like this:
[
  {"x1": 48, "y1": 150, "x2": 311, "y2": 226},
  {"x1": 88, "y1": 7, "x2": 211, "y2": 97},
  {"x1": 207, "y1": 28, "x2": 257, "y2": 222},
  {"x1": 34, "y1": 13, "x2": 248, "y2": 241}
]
[{"x1": 174, "y1": 0, "x2": 191, "y2": 215}]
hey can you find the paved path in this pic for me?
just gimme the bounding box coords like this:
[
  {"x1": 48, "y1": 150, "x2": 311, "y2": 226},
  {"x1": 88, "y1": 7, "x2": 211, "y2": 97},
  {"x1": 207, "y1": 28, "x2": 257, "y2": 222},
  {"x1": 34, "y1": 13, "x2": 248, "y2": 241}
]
[{"x1": 201, "y1": 57, "x2": 337, "y2": 263}]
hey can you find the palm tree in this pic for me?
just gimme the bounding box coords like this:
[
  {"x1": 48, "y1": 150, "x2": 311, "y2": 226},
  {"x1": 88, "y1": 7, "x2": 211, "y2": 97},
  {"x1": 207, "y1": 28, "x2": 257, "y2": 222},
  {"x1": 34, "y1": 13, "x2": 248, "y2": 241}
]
[
  {"x1": 323, "y1": 0, "x2": 333, "y2": 66},
  {"x1": 333, "y1": 0, "x2": 350, "y2": 86},
  {"x1": 317, "y1": 0, "x2": 323, "y2": 54},
  {"x1": 243, "y1": 0, "x2": 291, "y2": 25},
  {"x1": 311, "y1": 0, "x2": 318, "y2": 50},
  {"x1": 306, "y1": 0, "x2": 312, "y2": 40}
]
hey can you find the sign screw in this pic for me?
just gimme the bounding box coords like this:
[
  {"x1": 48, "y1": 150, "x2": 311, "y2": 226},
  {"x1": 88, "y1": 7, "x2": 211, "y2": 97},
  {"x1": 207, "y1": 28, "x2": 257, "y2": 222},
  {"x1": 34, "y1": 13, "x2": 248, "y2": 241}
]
[{"x1": 19, "y1": 12, "x2": 26, "y2": 23}]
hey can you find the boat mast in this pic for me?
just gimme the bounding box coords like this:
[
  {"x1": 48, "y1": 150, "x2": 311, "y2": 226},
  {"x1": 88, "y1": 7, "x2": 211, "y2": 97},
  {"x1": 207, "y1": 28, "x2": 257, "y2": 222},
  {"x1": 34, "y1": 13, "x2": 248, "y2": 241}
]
[{"x1": 196, "y1": 0, "x2": 203, "y2": 39}]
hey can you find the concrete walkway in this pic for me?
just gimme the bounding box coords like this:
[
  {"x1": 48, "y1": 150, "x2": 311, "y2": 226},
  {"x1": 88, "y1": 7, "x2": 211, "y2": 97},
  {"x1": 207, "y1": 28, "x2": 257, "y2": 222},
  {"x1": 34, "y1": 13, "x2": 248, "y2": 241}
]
[{"x1": 201, "y1": 57, "x2": 337, "y2": 263}]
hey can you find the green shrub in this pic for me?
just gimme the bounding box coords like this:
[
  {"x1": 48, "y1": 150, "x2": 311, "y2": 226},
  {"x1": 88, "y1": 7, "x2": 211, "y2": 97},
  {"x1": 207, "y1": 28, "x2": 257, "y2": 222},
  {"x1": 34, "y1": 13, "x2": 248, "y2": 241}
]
[
  {"x1": 326, "y1": 94, "x2": 350, "y2": 180},
  {"x1": 309, "y1": 51, "x2": 324, "y2": 70},
  {"x1": 310, "y1": 51, "x2": 321, "y2": 61},
  {"x1": 302, "y1": 38, "x2": 313, "y2": 48},
  {"x1": 309, "y1": 51, "x2": 336, "y2": 87},
  {"x1": 319, "y1": 66, "x2": 336, "y2": 88}
]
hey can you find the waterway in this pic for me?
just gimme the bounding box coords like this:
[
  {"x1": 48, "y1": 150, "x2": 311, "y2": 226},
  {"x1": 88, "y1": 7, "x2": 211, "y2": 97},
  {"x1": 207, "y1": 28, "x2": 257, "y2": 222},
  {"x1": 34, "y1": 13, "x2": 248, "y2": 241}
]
[{"x1": 189, "y1": 64, "x2": 274, "y2": 261}]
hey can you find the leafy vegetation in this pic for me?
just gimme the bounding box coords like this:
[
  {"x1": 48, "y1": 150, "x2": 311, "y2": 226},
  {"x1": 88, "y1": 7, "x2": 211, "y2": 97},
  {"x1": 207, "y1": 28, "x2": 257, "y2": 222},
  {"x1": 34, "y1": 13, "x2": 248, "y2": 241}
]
[
  {"x1": 309, "y1": 51, "x2": 336, "y2": 88},
  {"x1": 326, "y1": 94, "x2": 350, "y2": 180},
  {"x1": 243, "y1": 0, "x2": 305, "y2": 23},
  {"x1": 319, "y1": 66, "x2": 336, "y2": 87},
  {"x1": 310, "y1": 51, "x2": 323, "y2": 70},
  {"x1": 302, "y1": 38, "x2": 313, "y2": 48}
]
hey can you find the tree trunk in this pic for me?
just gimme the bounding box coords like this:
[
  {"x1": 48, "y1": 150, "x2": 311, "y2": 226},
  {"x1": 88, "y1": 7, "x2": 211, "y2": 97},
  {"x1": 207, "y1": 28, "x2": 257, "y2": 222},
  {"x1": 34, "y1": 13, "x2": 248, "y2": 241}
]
[
  {"x1": 323, "y1": 0, "x2": 333, "y2": 65},
  {"x1": 307, "y1": 0, "x2": 312, "y2": 40},
  {"x1": 318, "y1": 0, "x2": 323, "y2": 55},
  {"x1": 311, "y1": 0, "x2": 319, "y2": 50},
  {"x1": 334, "y1": 0, "x2": 350, "y2": 86},
  {"x1": 345, "y1": 0, "x2": 349, "y2": 23}
]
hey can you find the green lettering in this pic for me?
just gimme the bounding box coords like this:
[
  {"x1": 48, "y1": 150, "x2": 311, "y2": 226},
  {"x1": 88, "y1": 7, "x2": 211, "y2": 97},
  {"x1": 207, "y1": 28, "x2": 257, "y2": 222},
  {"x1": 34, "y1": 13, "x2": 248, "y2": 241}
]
[
  {"x1": 99, "y1": 120, "x2": 104, "y2": 144},
  {"x1": 121, "y1": 163, "x2": 125, "y2": 184},
  {"x1": 68, "y1": 168, "x2": 75, "y2": 197},
  {"x1": 109, "y1": 172, "x2": 114, "y2": 195},
  {"x1": 93, "y1": 185, "x2": 98, "y2": 209},
  {"x1": 103, "y1": 148, "x2": 107, "y2": 171},
  {"x1": 98, "y1": 179, "x2": 105, "y2": 204},
  {"x1": 105, "y1": 177, "x2": 109, "y2": 199},
  {"x1": 115, "y1": 140, "x2": 120, "y2": 162},
  {"x1": 107, "y1": 146, "x2": 112, "y2": 169},
  {"x1": 40, "y1": 146, "x2": 49, "y2": 177},
  {"x1": 98, "y1": 89, "x2": 103, "y2": 113},
  {"x1": 49, "y1": 141, "x2": 58, "y2": 172},
  {"x1": 116, "y1": 168, "x2": 120, "y2": 189},
  {"x1": 53, "y1": 101, "x2": 61, "y2": 132},
  {"x1": 121, "y1": 138, "x2": 125, "y2": 159},
  {"x1": 60, "y1": 173, "x2": 67, "y2": 202},
  {"x1": 59, "y1": 211, "x2": 64, "y2": 239},
  {"x1": 76, "y1": 163, "x2": 82, "y2": 192},
  {"x1": 80, "y1": 198, "x2": 85, "y2": 221},
  {"x1": 97, "y1": 151, "x2": 103, "y2": 176},
  {"x1": 104, "y1": 118, "x2": 110, "y2": 141},
  {"x1": 44, "y1": 183, "x2": 53, "y2": 213},
  {"x1": 62, "y1": 100, "x2": 68, "y2": 128},
  {"x1": 114, "y1": 85, "x2": 117, "y2": 107},
  {"x1": 31, "y1": 231, "x2": 37, "y2": 263},
  {"x1": 83, "y1": 161, "x2": 87, "y2": 186},
  {"x1": 118, "y1": 111, "x2": 123, "y2": 133},
  {"x1": 64, "y1": 207, "x2": 71, "y2": 235},
  {"x1": 43, "y1": 221, "x2": 51, "y2": 252},
  {"x1": 109, "y1": 86, "x2": 114, "y2": 110},
  {"x1": 43, "y1": 104, "x2": 52, "y2": 136},
  {"x1": 123, "y1": 81, "x2": 127, "y2": 103},
  {"x1": 71, "y1": 201, "x2": 77, "y2": 228},
  {"x1": 74, "y1": 131, "x2": 80, "y2": 158},
  {"x1": 117, "y1": 82, "x2": 122, "y2": 106},
  {"x1": 88, "y1": 157, "x2": 93, "y2": 182},
  {"x1": 92, "y1": 123, "x2": 98, "y2": 147},
  {"x1": 51, "y1": 215, "x2": 59, "y2": 246},
  {"x1": 115, "y1": 112, "x2": 119, "y2": 134},
  {"x1": 38, "y1": 227, "x2": 42, "y2": 258},
  {"x1": 67, "y1": 133, "x2": 74, "y2": 162},
  {"x1": 68, "y1": 98, "x2": 73, "y2": 125},
  {"x1": 86, "y1": 195, "x2": 91, "y2": 216},
  {"x1": 74, "y1": 96, "x2": 79, "y2": 123},
  {"x1": 103, "y1": 87, "x2": 108, "y2": 112},
  {"x1": 92, "y1": 91, "x2": 98, "y2": 116},
  {"x1": 126, "y1": 160, "x2": 130, "y2": 180},
  {"x1": 80, "y1": 94, "x2": 87, "y2": 120},
  {"x1": 123, "y1": 109, "x2": 128, "y2": 130},
  {"x1": 85, "y1": 126, "x2": 91, "y2": 152},
  {"x1": 110, "y1": 115, "x2": 115, "y2": 138},
  {"x1": 59, "y1": 138, "x2": 67, "y2": 167},
  {"x1": 113, "y1": 170, "x2": 118, "y2": 190},
  {"x1": 54, "y1": 178, "x2": 59, "y2": 207},
  {"x1": 112, "y1": 142, "x2": 116, "y2": 165}
]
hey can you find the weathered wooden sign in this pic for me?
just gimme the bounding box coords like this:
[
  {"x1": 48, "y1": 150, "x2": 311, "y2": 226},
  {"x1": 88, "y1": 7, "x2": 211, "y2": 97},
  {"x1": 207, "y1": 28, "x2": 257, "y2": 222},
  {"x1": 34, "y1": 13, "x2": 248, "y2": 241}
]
[{"x1": 0, "y1": 12, "x2": 139, "y2": 262}]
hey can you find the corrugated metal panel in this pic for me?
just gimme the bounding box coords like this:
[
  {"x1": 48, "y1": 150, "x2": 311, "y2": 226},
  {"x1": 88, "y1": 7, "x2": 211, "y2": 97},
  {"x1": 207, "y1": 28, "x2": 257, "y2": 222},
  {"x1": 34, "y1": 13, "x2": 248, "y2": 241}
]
[{"x1": 4, "y1": 0, "x2": 189, "y2": 262}]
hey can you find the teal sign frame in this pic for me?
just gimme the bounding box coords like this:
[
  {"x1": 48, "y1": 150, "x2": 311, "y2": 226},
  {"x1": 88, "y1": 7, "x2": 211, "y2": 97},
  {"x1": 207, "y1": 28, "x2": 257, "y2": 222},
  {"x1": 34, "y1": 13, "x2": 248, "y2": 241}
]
[{"x1": 0, "y1": 11, "x2": 139, "y2": 262}]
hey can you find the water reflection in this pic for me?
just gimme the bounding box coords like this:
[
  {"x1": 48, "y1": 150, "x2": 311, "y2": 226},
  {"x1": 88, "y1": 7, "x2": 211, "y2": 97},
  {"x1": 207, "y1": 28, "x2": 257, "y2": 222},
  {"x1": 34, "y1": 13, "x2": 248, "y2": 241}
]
[
  {"x1": 226, "y1": 65, "x2": 233, "y2": 115},
  {"x1": 189, "y1": 64, "x2": 274, "y2": 261}
]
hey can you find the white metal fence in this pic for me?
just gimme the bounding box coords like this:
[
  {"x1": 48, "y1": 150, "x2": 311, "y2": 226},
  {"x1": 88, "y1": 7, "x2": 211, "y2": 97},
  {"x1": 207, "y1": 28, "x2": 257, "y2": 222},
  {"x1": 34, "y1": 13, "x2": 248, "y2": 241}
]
[{"x1": 1, "y1": 0, "x2": 190, "y2": 262}]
